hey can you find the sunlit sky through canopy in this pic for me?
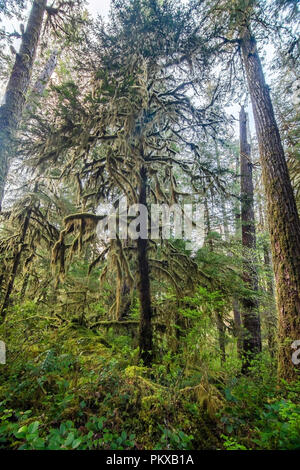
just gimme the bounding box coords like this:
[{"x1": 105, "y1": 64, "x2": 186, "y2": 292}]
[
  {"x1": 0, "y1": 0, "x2": 275, "y2": 135},
  {"x1": 88, "y1": 0, "x2": 111, "y2": 17}
]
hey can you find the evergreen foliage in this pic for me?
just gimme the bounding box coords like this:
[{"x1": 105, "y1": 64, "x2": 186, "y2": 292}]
[{"x1": 0, "y1": 0, "x2": 299, "y2": 451}]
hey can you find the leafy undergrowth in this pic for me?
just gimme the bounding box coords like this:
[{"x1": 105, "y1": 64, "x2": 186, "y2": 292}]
[
  {"x1": 0, "y1": 313, "x2": 220, "y2": 450},
  {"x1": 0, "y1": 307, "x2": 299, "y2": 450},
  {"x1": 219, "y1": 361, "x2": 300, "y2": 450}
]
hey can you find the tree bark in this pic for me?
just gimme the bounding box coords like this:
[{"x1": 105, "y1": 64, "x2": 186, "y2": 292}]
[
  {"x1": 241, "y1": 28, "x2": 300, "y2": 380},
  {"x1": 0, "y1": 0, "x2": 47, "y2": 210},
  {"x1": 239, "y1": 105, "x2": 262, "y2": 373},
  {"x1": 137, "y1": 165, "x2": 153, "y2": 366}
]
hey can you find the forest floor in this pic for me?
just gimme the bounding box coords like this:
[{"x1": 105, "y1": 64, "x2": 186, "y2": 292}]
[{"x1": 0, "y1": 303, "x2": 300, "y2": 450}]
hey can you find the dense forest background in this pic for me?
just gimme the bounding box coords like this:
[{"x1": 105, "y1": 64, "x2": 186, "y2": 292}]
[{"x1": 0, "y1": 0, "x2": 299, "y2": 451}]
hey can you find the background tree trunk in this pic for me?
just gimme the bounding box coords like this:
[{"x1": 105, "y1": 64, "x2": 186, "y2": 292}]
[
  {"x1": 241, "y1": 28, "x2": 300, "y2": 380},
  {"x1": 239, "y1": 105, "x2": 262, "y2": 373},
  {"x1": 0, "y1": 0, "x2": 47, "y2": 210},
  {"x1": 26, "y1": 48, "x2": 58, "y2": 112},
  {"x1": 232, "y1": 150, "x2": 243, "y2": 358}
]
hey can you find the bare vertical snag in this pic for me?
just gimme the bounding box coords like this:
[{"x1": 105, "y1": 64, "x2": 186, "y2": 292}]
[{"x1": 239, "y1": 105, "x2": 261, "y2": 372}]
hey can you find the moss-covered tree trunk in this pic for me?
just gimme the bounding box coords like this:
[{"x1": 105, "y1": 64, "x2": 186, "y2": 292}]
[
  {"x1": 240, "y1": 28, "x2": 300, "y2": 380},
  {"x1": 239, "y1": 105, "x2": 262, "y2": 372},
  {"x1": 137, "y1": 166, "x2": 153, "y2": 366},
  {"x1": 0, "y1": 0, "x2": 47, "y2": 209}
]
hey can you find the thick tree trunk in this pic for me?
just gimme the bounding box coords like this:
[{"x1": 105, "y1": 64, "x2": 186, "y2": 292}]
[
  {"x1": 137, "y1": 166, "x2": 153, "y2": 366},
  {"x1": 239, "y1": 105, "x2": 262, "y2": 373},
  {"x1": 0, "y1": 0, "x2": 47, "y2": 209},
  {"x1": 241, "y1": 29, "x2": 300, "y2": 380}
]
